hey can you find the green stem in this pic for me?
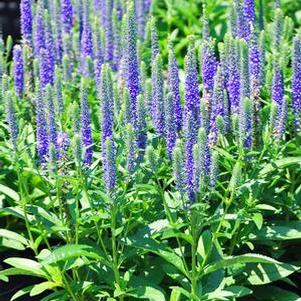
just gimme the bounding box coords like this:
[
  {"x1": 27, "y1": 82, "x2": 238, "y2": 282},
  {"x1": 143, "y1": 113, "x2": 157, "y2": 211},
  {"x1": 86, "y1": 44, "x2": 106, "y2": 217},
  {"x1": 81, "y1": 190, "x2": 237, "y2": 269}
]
[
  {"x1": 78, "y1": 167, "x2": 109, "y2": 260},
  {"x1": 16, "y1": 157, "x2": 38, "y2": 255},
  {"x1": 200, "y1": 203, "x2": 229, "y2": 272},
  {"x1": 111, "y1": 202, "x2": 124, "y2": 301},
  {"x1": 62, "y1": 273, "x2": 80, "y2": 301},
  {"x1": 156, "y1": 179, "x2": 190, "y2": 278},
  {"x1": 229, "y1": 225, "x2": 241, "y2": 255},
  {"x1": 190, "y1": 211, "x2": 198, "y2": 297}
]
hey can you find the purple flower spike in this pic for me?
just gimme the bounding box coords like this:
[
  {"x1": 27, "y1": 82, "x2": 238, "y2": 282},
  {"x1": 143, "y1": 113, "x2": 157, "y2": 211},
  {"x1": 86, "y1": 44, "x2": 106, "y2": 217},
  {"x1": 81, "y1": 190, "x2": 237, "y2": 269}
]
[
  {"x1": 45, "y1": 85, "x2": 58, "y2": 152},
  {"x1": 227, "y1": 38, "x2": 241, "y2": 114},
  {"x1": 272, "y1": 60, "x2": 286, "y2": 139},
  {"x1": 35, "y1": 83, "x2": 49, "y2": 162},
  {"x1": 105, "y1": 0, "x2": 114, "y2": 63},
  {"x1": 80, "y1": 79, "x2": 93, "y2": 165},
  {"x1": 45, "y1": 13, "x2": 55, "y2": 85},
  {"x1": 173, "y1": 140, "x2": 186, "y2": 196},
  {"x1": 165, "y1": 92, "x2": 177, "y2": 158},
  {"x1": 151, "y1": 17, "x2": 159, "y2": 62},
  {"x1": 103, "y1": 136, "x2": 116, "y2": 194},
  {"x1": 136, "y1": 0, "x2": 146, "y2": 39},
  {"x1": 275, "y1": 96, "x2": 287, "y2": 139},
  {"x1": 57, "y1": 132, "x2": 70, "y2": 158},
  {"x1": 249, "y1": 26, "x2": 261, "y2": 89},
  {"x1": 202, "y1": 7, "x2": 210, "y2": 40},
  {"x1": 144, "y1": 0, "x2": 152, "y2": 15},
  {"x1": 244, "y1": 0, "x2": 256, "y2": 24},
  {"x1": 99, "y1": 64, "x2": 114, "y2": 147},
  {"x1": 61, "y1": 0, "x2": 73, "y2": 33},
  {"x1": 239, "y1": 97, "x2": 253, "y2": 148},
  {"x1": 292, "y1": 36, "x2": 301, "y2": 131},
  {"x1": 137, "y1": 94, "x2": 147, "y2": 151},
  {"x1": 13, "y1": 45, "x2": 24, "y2": 98},
  {"x1": 184, "y1": 111, "x2": 200, "y2": 202},
  {"x1": 168, "y1": 41, "x2": 182, "y2": 132},
  {"x1": 81, "y1": 22, "x2": 94, "y2": 76},
  {"x1": 94, "y1": 25, "x2": 105, "y2": 79},
  {"x1": 53, "y1": 0, "x2": 63, "y2": 63},
  {"x1": 20, "y1": 0, "x2": 33, "y2": 45},
  {"x1": 274, "y1": 9, "x2": 283, "y2": 48},
  {"x1": 124, "y1": 1, "x2": 140, "y2": 123},
  {"x1": 193, "y1": 127, "x2": 209, "y2": 195},
  {"x1": 201, "y1": 40, "x2": 217, "y2": 102},
  {"x1": 234, "y1": 0, "x2": 247, "y2": 39},
  {"x1": 112, "y1": 8, "x2": 121, "y2": 70},
  {"x1": 54, "y1": 66, "x2": 64, "y2": 113},
  {"x1": 4, "y1": 91, "x2": 18, "y2": 151},
  {"x1": 272, "y1": 61, "x2": 284, "y2": 107},
  {"x1": 39, "y1": 48, "x2": 53, "y2": 88},
  {"x1": 209, "y1": 151, "x2": 219, "y2": 188},
  {"x1": 152, "y1": 54, "x2": 165, "y2": 137},
  {"x1": 183, "y1": 38, "x2": 201, "y2": 201},
  {"x1": 210, "y1": 66, "x2": 225, "y2": 143},
  {"x1": 34, "y1": 2, "x2": 46, "y2": 56},
  {"x1": 184, "y1": 38, "x2": 200, "y2": 127},
  {"x1": 244, "y1": 0, "x2": 256, "y2": 39},
  {"x1": 249, "y1": 26, "x2": 262, "y2": 128},
  {"x1": 230, "y1": 3, "x2": 238, "y2": 37},
  {"x1": 239, "y1": 39, "x2": 250, "y2": 102},
  {"x1": 125, "y1": 123, "x2": 136, "y2": 173}
]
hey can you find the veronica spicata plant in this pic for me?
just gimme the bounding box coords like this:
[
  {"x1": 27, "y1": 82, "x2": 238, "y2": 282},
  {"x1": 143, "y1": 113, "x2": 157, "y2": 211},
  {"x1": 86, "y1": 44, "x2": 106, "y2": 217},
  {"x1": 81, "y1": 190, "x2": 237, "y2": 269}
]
[{"x1": 0, "y1": 1, "x2": 301, "y2": 301}]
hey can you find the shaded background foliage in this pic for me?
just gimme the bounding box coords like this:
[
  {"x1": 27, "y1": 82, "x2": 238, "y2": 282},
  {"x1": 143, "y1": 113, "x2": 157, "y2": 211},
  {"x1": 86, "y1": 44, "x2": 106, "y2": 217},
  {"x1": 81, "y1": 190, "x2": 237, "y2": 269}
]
[
  {"x1": 0, "y1": 1, "x2": 20, "y2": 41},
  {"x1": 152, "y1": 0, "x2": 301, "y2": 65}
]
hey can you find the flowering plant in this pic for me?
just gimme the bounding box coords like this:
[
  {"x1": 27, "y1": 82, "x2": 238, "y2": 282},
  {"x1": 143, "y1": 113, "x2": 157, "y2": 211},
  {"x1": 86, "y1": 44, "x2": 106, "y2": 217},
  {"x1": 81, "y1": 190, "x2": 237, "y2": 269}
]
[{"x1": 0, "y1": 0, "x2": 301, "y2": 300}]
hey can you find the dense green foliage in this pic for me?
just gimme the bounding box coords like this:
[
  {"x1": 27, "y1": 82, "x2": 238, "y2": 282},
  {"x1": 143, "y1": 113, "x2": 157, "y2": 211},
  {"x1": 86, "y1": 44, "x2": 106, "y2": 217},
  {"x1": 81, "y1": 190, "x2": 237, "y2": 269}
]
[{"x1": 153, "y1": 0, "x2": 301, "y2": 64}]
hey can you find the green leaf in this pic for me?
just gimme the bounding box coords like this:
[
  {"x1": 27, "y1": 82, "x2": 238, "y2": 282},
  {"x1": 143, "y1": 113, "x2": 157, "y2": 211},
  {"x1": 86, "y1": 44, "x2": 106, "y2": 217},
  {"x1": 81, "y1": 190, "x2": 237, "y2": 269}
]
[
  {"x1": 200, "y1": 240, "x2": 224, "y2": 295},
  {"x1": 4, "y1": 258, "x2": 47, "y2": 278},
  {"x1": 252, "y1": 213, "x2": 263, "y2": 230},
  {"x1": 148, "y1": 219, "x2": 169, "y2": 235},
  {"x1": 170, "y1": 289, "x2": 181, "y2": 301},
  {"x1": 223, "y1": 286, "x2": 252, "y2": 298},
  {"x1": 124, "y1": 235, "x2": 188, "y2": 277},
  {"x1": 0, "y1": 275, "x2": 8, "y2": 282},
  {"x1": 30, "y1": 281, "x2": 58, "y2": 297},
  {"x1": 27, "y1": 205, "x2": 64, "y2": 228},
  {"x1": 6, "y1": 35, "x2": 13, "y2": 54},
  {"x1": 0, "y1": 267, "x2": 44, "y2": 278},
  {"x1": 127, "y1": 286, "x2": 166, "y2": 301},
  {"x1": 203, "y1": 253, "x2": 283, "y2": 275},
  {"x1": 259, "y1": 157, "x2": 301, "y2": 176},
  {"x1": 162, "y1": 264, "x2": 190, "y2": 290},
  {"x1": 205, "y1": 286, "x2": 252, "y2": 300},
  {"x1": 197, "y1": 230, "x2": 212, "y2": 264},
  {"x1": 244, "y1": 262, "x2": 299, "y2": 285},
  {"x1": 215, "y1": 147, "x2": 235, "y2": 162},
  {"x1": 1, "y1": 237, "x2": 26, "y2": 250},
  {"x1": 40, "y1": 290, "x2": 68, "y2": 301},
  {"x1": 255, "y1": 204, "x2": 277, "y2": 211},
  {"x1": 253, "y1": 285, "x2": 301, "y2": 300},
  {"x1": 0, "y1": 229, "x2": 28, "y2": 246},
  {"x1": 0, "y1": 207, "x2": 24, "y2": 219},
  {"x1": 42, "y1": 244, "x2": 107, "y2": 266},
  {"x1": 11, "y1": 286, "x2": 34, "y2": 301},
  {"x1": 254, "y1": 222, "x2": 301, "y2": 241},
  {"x1": 161, "y1": 228, "x2": 193, "y2": 245},
  {"x1": 169, "y1": 287, "x2": 193, "y2": 300},
  {"x1": 0, "y1": 184, "x2": 20, "y2": 201}
]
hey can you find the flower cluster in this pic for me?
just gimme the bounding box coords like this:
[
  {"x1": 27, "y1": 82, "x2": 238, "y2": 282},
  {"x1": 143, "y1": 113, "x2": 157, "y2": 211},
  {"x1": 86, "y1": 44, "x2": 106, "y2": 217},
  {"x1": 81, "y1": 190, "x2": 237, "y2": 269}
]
[{"x1": 2, "y1": 0, "x2": 298, "y2": 204}]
